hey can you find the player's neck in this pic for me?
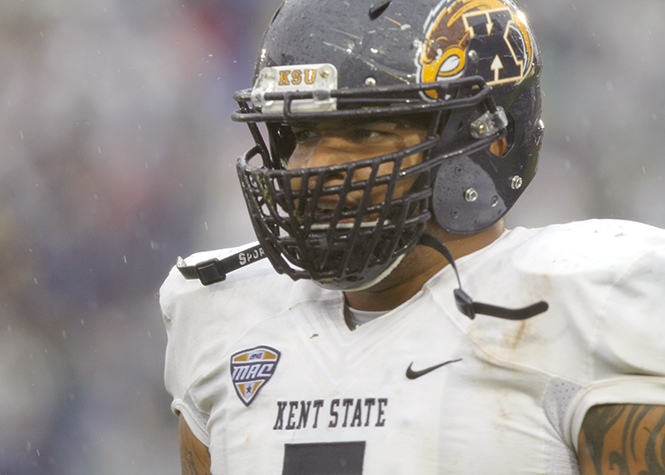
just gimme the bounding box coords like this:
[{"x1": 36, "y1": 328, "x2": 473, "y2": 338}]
[{"x1": 344, "y1": 221, "x2": 505, "y2": 312}]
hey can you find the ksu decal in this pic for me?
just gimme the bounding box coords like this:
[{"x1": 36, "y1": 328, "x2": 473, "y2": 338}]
[
  {"x1": 278, "y1": 68, "x2": 318, "y2": 86},
  {"x1": 231, "y1": 346, "x2": 281, "y2": 406}
]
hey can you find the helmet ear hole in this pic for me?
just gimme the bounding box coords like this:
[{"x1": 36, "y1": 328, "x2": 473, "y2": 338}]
[
  {"x1": 489, "y1": 113, "x2": 515, "y2": 157},
  {"x1": 490, "y1": 138, "x2": 508, "y2": 157}
]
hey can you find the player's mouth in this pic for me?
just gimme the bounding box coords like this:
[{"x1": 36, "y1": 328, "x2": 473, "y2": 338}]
[
  {"x1": 308, "y1": 195, "x2": 385, "y2": 232},
  {"x1": 313, "y1": 196, "x2": 359, "y2": 222}
]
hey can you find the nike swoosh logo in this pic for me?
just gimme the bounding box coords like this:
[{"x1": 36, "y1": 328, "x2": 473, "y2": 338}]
[{"x1": 406, "y1": 358, "x2": 463, "y2": 380}]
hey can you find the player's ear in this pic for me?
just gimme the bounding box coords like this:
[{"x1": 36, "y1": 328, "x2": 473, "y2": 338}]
[{"x1": 489, "y1": 138, "x2": 508, "y2": 157}]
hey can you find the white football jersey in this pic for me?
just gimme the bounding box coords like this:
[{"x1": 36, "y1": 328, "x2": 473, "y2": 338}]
[{"x1": 160, "y1": 219, "x2": 665, "y2": 475}]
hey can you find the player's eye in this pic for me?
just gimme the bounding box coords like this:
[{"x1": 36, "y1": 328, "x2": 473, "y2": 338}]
[
  {"x1": 292, "y1": 129, "x2": 320, "y2": 144},
  {"x1": 351, "y1": 129, "x2": 381, "y2": 138},
  {"x1": 347, "y1": 128, "x2": 390, "y2": 142}
]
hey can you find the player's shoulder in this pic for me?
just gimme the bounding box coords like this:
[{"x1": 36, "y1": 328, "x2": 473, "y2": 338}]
[
  {"x1": 527, "y1": 218, "x2": 665, "y2": 246},
  {"x1": 159, "y1": 242, "x2": 337, "y2": 324},
  {"x1": 159, "y1": 243, "x2": 293, "y2": 319},
  {"x1": 456, "y1": 218, "x2": 665, "y2": 318},
  {"x1": 454, "y1": 219, "x2": 665, "y2": 382},
  {"x1": 502, "y1": 219, "x2": 665, "y2": 273}
]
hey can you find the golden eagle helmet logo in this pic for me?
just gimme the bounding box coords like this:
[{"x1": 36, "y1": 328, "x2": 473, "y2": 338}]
[{"x1": 417, "y1": 0, "x2": 536, "y2": 98}]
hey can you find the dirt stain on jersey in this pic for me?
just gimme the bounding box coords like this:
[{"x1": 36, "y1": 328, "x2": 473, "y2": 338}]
[{"x1": 503, "y1": 320, "x2": 528, "y2": 350}]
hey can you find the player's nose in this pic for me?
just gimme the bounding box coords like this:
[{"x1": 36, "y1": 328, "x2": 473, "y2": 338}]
[{"x1": 288, "y1": 135, "x2": 354, "y2": 170}]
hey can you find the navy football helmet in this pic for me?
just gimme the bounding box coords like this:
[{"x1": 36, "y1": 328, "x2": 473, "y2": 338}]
[{"x1": 232, "y1": 0, "x2": 543, "y2": 290}]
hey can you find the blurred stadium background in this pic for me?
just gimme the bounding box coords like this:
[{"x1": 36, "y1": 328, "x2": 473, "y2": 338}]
[{"x1": 1, "y1": 0, "x2": 663, "y2": 473}]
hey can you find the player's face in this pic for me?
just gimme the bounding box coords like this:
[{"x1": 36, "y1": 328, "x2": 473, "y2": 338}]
[{"x1": 286, "y1": 118, "x2": 428, "y2": 220}]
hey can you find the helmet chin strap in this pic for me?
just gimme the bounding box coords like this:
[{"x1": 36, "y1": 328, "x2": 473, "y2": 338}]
[
  {"x1": 417, "y1": 233, "x2": 548, "y2": 320},
  {"x1": 177, "y1": 244, "x2": 266, "y2": 286},
  {"x1": 176, "y1": 243, "x2": 406, "y2": 291}
]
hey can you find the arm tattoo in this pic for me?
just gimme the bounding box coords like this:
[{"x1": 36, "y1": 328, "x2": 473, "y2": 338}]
[
  {"x1": 180, "y1": 445, "x2": 211, "y2": 475},
  {"x1": 179, "y1": 418, "x2": 212, "y2": 475},
  {"x1": 580, "y1": 404, "x2": 665, "y2": 475}
]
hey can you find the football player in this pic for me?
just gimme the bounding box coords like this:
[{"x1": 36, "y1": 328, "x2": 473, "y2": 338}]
[{"x1": 161, "y1": 0, "x2": 665, "y2": 474}]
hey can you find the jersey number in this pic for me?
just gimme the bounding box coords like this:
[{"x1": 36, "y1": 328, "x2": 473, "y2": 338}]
[{"x1": 282, "y1": 441, "x2": 366, "y2": 474}]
